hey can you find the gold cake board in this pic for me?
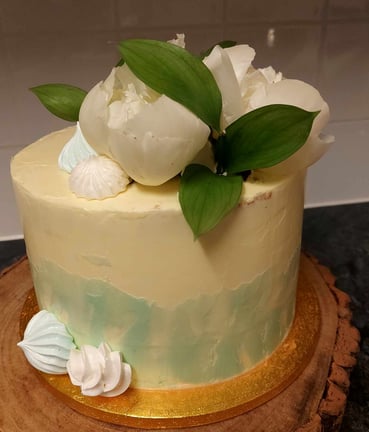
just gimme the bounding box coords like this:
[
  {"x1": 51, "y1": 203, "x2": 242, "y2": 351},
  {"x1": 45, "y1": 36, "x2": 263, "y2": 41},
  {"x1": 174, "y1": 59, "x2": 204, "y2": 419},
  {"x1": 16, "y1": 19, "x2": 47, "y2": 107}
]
[{"x1": 0, "y1": 253, "x2": 360, "y2": 432}]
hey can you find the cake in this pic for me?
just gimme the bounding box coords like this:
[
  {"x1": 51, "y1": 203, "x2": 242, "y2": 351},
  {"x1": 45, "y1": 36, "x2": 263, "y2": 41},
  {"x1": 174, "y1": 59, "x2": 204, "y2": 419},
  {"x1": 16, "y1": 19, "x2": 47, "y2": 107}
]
[{"x1": 11, "y1": 35, "x2": 333, "y2": 421}]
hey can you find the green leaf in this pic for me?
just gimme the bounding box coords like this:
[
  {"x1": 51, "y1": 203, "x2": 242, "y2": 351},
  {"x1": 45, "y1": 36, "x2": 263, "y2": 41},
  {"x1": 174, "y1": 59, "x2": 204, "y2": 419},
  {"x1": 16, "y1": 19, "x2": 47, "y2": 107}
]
[
  {"x1": 119, "y1": 39, "x2": 222, "y2": 132},
  {"x1": 220, "y1": 104, "x2": 319, "y2": 174},
  {"x1": 200, "y1": 40, "x2": 237, "y2": 59},
  {"x1": 179, "y1": 164, "x2": 243, "y2": 238},
  {"x1": 30, "y1": 84, "x2": 87, "y2": 122}
]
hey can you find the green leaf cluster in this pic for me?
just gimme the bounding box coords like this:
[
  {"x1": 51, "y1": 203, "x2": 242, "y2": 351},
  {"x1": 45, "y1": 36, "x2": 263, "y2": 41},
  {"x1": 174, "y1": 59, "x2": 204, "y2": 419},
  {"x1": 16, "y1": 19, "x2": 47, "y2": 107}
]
[
  {"x1": 117, "y1": 39, "x2": 318, "y2": 237},
  {"x1": 179, "y1": 106, "x2": 317, "y2": 237},
  {"x1": 30, "y1": 38, "x2": 318, "y2": 237}
]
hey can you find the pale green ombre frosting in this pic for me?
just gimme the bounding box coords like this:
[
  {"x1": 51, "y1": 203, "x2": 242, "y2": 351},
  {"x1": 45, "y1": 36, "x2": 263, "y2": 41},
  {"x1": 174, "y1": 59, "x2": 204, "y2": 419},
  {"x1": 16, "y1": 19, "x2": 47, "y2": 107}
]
[{"x1": 31, "y1": 249, "x2": 299, "y2": 389}]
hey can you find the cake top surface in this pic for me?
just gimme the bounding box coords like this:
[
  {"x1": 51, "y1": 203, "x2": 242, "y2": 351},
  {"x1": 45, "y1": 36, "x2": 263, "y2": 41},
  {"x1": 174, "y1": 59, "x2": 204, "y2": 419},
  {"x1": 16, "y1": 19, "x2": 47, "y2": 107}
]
[{"x1": 12, "y1": 127, "x2": 295, "y2": 214}]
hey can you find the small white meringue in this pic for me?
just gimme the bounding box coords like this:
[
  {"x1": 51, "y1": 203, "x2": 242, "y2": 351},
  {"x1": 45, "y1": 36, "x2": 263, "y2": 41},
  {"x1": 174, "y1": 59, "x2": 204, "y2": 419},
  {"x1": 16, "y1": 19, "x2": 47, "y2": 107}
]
[
  {"x1": 17, "y1": 310, "x2": 76, "y2": 374},
  {"x1": 69, "y1": 155, "x2": 130, "y2": 199},
  {"x1": 58, "y1": 122, "x2": 97, "y2": 173},
  {"x1": 66, "y1": 342, "x2": 132, "y2": 397}
]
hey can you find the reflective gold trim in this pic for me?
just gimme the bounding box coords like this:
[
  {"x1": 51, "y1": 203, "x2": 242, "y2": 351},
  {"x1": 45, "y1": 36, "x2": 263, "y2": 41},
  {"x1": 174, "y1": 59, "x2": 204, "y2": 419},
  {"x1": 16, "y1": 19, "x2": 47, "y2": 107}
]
[{"x1": 19, "y1": 277, "x2": 320, "y2": 429}]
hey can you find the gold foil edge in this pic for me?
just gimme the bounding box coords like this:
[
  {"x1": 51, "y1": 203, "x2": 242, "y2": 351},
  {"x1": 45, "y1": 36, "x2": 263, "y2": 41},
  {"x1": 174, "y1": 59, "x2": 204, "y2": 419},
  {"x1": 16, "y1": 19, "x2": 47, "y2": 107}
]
[{"x1": 19, "y1": 274, "x2": 320, "y2": 429}]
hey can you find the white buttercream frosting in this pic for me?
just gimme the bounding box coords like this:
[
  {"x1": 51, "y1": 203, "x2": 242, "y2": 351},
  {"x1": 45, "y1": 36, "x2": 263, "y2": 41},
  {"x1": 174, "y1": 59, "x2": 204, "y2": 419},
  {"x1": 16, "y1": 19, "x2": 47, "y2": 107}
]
[
  {"x1": 69, "y1": 155, "x2": 130, "y2": 199},
  {"x1": 17, "y1": 310, "x2": 76, "y2": 374},
  {"x1": 58, "y1": 122, "x2": 97, "y2": 173},
  {"x1": 66, "y1": 342, "x2": 132, "y2": 397}
]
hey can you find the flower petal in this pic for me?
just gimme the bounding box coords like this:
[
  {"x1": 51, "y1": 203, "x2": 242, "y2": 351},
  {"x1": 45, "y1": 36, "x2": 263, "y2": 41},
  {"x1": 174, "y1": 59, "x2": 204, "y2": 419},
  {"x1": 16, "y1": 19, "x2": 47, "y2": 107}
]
[
  {"x1": 78, "y1": 79, "x2": 111, "y2": 156},
  {"x1": 249, "y1": 79, "x2": 330, "y2": 134},
  {"x1": 258, "y1": 66, "x2": 282, "y2": 84},
  {"x1": 223, "y1": 44, "x2": 256, "y2": 84},
  {"x1": 109, "y1": 95, "x2": 210, "y2": 185},
  {"x1": 168, "y1": 33, "x2": 186, "y2": 48},
  {"x1": 203, "y1": 45, "x2": 244, "y2": 128}
]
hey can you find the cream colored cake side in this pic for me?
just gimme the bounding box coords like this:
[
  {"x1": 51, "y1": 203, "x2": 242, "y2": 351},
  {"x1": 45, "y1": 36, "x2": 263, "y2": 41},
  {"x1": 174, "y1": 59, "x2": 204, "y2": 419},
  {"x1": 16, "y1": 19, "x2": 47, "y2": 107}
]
[{"x1": 11, "y1": 128, "x2": 306, "y2": 389}]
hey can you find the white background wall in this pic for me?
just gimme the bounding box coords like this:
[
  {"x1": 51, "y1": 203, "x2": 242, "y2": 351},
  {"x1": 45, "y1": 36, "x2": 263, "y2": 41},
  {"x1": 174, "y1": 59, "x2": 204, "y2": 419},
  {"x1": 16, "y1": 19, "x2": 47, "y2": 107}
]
[{"x1": 1, "y1": 0, "x2": 368, "y2": 239}]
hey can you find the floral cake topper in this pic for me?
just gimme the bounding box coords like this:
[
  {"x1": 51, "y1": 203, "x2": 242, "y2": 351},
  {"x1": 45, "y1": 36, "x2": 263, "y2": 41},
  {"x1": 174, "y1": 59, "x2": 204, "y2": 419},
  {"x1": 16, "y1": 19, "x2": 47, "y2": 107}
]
[{"x1": 31, "y1": 34, "x2": 333, "y2": 237}]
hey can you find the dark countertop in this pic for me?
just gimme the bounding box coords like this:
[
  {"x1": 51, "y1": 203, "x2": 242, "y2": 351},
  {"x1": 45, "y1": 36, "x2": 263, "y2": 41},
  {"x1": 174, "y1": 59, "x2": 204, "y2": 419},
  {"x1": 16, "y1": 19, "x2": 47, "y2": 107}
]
[
  {"x1": 1, "y1": 202, "x2": 368, "y2": 431},
  {"x1": 303, "y1": 203, "x2": 369, "y2": 432}
]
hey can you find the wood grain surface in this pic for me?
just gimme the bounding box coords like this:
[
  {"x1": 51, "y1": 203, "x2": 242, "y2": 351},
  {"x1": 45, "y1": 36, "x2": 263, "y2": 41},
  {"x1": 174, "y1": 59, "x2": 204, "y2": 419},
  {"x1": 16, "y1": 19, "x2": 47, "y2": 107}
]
[{"x1": 0, "y1": 254, "x2": 359, "y2": 432}]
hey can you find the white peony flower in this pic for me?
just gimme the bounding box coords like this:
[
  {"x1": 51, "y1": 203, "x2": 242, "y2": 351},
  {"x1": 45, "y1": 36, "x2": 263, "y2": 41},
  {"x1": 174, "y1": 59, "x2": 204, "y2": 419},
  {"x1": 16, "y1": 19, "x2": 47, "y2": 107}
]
[
  {"x1": 79, "y1": 65, "x2": 210, "y2": 186},
  {"x1": 66, "y1": 342, "x2": 131, "y2": 397},
  {"x1": 204, "y1": 44, "x2": 333, "y2": 174}
]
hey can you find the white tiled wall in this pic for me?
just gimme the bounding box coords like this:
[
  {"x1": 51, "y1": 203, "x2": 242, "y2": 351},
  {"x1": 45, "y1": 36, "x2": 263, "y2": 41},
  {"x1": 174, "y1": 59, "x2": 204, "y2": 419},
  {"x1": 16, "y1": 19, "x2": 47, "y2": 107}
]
[{"x1": 1, "y1": 0, "x2": 368, "y2": 239}]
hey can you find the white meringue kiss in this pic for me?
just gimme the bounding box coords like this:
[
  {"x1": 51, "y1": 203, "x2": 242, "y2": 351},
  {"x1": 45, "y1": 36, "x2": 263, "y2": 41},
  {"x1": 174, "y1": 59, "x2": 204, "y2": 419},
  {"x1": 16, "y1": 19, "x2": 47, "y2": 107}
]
[
  {"x1": 67, "y1": 342, "x2": 132, "y2": 397},
  {"x1": 58, "y1": 122, "x2": 97, "y2": 173},
  {"x1": 69, "y1": 155, "x2": 130, "y2": 199},
  {"x1": 17, "y1": 310, "x2": 76, "y2": 374}
]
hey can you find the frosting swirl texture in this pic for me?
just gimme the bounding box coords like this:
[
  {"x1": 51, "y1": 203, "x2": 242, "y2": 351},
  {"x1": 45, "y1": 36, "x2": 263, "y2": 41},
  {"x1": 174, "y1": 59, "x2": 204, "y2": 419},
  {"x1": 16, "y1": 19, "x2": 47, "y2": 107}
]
[
  {"x1": 69, "y1": 155, "x2": 130, "y2": 199},
  {"x1": 17, "y1": 310, "x2": 76, "y2": 374},
  {"x1": 66, "y1": 342, "x2": 131, "y2": 397}
]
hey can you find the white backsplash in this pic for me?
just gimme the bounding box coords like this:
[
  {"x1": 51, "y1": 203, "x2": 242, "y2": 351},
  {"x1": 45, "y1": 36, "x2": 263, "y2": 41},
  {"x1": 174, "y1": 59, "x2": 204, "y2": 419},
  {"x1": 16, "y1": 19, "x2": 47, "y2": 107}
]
[{"x1": 1, "y1": 0, "x2": 368, "y2": 238}]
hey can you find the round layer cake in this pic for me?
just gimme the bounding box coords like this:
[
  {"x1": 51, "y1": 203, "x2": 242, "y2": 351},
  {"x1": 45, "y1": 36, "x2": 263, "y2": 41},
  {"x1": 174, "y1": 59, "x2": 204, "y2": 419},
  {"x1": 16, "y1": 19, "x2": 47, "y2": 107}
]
[{"x1": 11, "y1": 127, "x2": 305, "y2": 389}]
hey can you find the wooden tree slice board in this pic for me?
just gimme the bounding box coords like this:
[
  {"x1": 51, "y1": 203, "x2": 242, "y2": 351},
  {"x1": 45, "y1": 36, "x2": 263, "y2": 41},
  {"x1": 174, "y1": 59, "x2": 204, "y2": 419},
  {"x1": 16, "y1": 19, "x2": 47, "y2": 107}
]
[{"x1": 0, "y1": 254, "x2": 360, "y2": 432}]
